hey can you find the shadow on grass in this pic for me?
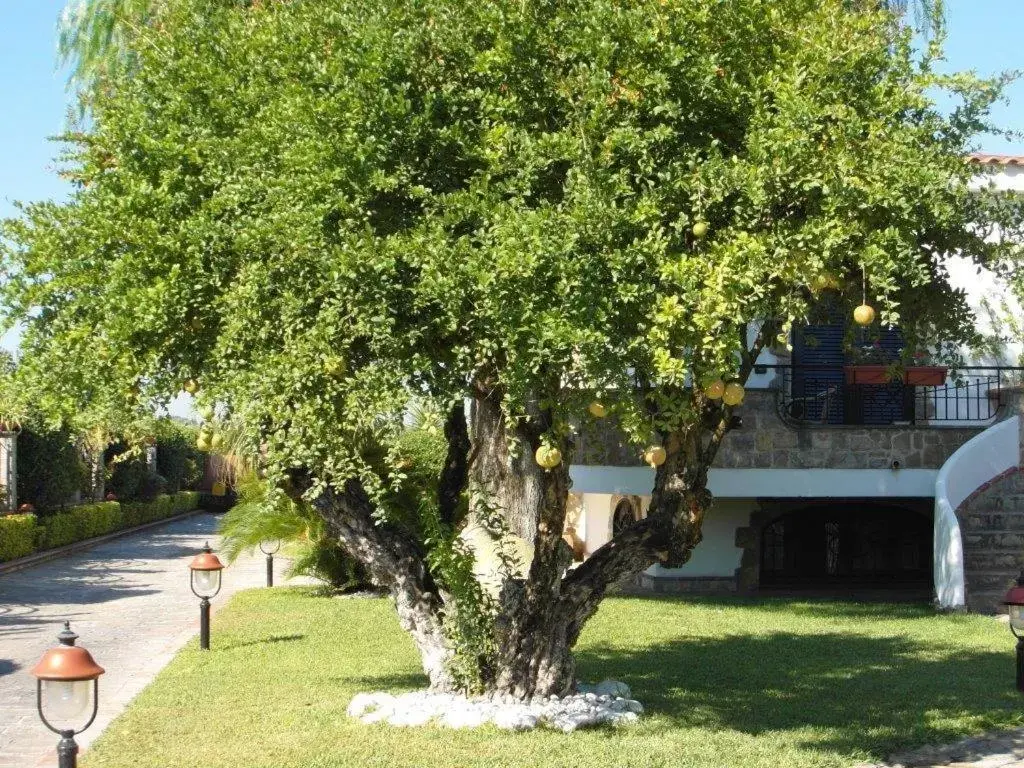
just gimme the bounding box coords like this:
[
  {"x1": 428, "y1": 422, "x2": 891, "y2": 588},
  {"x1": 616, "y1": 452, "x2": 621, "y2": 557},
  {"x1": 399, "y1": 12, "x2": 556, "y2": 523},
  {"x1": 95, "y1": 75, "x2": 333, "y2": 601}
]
[
  {"x1": 577, "y1": 631, "x2": 1022, "y2": 758},
  {"x1": 220, "y1": 633, "x2": 306, "y2": 650},
  {"x1": 604, "y1": 593, "x2": 938, "y2": 619},
  {"x1": 335, "y1": 672, "x2": 429, "y2": 691}
]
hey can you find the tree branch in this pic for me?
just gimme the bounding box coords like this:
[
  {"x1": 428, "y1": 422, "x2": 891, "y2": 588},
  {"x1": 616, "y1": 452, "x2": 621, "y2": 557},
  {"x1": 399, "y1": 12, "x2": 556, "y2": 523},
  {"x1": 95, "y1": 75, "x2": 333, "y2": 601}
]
[
  {"x1": 703, "y1": 320, "x2": 775, "y2": 464},
  {"x1": 438, "y1": 401, "x2": 470, "y2": 527}
]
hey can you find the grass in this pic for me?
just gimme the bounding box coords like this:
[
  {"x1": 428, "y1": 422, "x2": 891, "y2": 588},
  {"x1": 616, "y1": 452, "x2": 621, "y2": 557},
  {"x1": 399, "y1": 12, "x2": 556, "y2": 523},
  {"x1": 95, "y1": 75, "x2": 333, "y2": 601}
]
[{"x1": 82, "y1": 589, "x2": 1024, "y2": 768}]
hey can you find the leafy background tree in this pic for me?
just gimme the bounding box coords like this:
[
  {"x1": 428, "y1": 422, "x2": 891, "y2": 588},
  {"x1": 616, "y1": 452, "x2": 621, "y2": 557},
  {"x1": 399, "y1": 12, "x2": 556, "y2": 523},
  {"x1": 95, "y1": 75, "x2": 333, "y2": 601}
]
[{"x1": 4, "y1": 0, "x2": 1021, "y2": 698}]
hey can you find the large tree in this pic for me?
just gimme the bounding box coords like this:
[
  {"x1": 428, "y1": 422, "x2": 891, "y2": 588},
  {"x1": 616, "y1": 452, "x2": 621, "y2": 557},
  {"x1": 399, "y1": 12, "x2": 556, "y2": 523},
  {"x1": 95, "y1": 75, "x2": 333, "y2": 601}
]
[{"x1": 6, "y1": 0, "x2": 1021, "y2": 697}]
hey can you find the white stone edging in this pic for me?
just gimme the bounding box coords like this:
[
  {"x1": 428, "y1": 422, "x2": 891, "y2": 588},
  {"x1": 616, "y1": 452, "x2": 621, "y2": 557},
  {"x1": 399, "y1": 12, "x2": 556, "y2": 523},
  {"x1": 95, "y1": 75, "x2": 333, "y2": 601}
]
[
  {"x1": 933, "y1": 415, "x2": 1021, "y2": 609},
  {"x1": 348, "y1": 680, "x2": 642, "y2": 733}
]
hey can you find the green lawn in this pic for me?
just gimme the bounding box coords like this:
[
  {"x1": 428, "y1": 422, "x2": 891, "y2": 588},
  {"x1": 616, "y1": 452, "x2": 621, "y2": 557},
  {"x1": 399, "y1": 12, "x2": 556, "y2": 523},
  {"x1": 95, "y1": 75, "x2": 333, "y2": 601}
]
[{"x1": 82, "y1": 589, "x2": 1024, "y2": 768}]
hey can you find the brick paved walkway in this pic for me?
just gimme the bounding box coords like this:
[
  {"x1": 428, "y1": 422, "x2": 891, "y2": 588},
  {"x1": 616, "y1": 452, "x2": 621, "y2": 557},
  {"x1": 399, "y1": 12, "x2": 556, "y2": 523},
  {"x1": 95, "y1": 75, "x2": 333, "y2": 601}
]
[{"x1": 0, "y1": 512, "x2": 313, "y2": 768}]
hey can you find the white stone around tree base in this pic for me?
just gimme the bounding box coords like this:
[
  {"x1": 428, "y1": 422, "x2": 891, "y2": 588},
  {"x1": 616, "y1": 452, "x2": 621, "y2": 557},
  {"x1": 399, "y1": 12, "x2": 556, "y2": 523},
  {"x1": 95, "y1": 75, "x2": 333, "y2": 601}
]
[{"x1": 347, "y1": 680, "x2": 643, "y2": 733}]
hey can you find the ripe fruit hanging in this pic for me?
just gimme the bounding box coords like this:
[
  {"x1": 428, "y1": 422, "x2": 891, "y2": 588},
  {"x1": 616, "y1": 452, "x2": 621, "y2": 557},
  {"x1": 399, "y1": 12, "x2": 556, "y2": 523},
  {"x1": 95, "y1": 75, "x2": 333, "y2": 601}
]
[
  {"x1": 535, "y1": 445, "x2": 562, "y2": 469},
  {"x1": 324, "y1": 356, "x2": 347, "y2": 377},
  {"x1": 692, "y1": 221, "x2": 709, "y2": 239},
  {"x1": 853, "y1": 304, "x2": 876, "y2": 326},
  {"x1": 183, "y1": 379, "x2": 200, "y2": 395},
  {"x1": 722, "y1": 382, "x2": 745, "y2": 406},
  {"x1": 704, "y1": 378, "x2": 725, "y2": 399},
  {"x1": 643, "y1": 446, "x2": 667, "y2": 467},
  {"x1": 588, "y1": 402, "x2": 607, "y2": 418}
]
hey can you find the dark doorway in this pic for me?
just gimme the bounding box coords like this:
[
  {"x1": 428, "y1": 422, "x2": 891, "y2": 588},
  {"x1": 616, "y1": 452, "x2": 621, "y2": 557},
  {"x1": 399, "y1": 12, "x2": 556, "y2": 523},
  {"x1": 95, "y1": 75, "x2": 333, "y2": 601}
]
[
  {"x1": 760, "y1": 502, "x2": 931, "y2": 593},
  {"x1": 612, "y1": 498, "x2": 637, "y2": 538}
]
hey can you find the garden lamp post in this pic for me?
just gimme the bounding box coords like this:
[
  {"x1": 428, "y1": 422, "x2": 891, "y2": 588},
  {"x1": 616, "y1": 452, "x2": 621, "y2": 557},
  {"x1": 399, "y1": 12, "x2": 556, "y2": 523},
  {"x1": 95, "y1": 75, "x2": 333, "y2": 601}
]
[
  {"x1": 260, "y1": 539, "x2": 281, "y2": 588},
  {"x1": 189, "y1": 542, "x2": 224, "y2": 650},
  {"x1": 31, "y1": 621, "x2": 105, "y2": 768},
  {"x1": 1003, "y1": 572, "x2": 1024, "y2": 693}
]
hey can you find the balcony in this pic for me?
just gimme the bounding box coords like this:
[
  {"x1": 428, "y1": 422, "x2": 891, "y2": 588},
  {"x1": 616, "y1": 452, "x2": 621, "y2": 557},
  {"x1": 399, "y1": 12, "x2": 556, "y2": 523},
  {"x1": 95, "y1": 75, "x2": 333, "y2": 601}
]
[{"x1": 770, "y1": 364, "x2": 1024, "y2": 427}]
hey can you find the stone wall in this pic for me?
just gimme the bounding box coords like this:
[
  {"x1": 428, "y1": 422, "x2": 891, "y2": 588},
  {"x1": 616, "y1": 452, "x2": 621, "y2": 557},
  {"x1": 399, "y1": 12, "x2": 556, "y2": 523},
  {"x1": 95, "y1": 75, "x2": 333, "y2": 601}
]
[
  {"x1": 957, "y1": 466, "x2": 1024, "y2": 613},
  {"x1": 575, "y1": 390, "x2": 983, "y2": 471}
]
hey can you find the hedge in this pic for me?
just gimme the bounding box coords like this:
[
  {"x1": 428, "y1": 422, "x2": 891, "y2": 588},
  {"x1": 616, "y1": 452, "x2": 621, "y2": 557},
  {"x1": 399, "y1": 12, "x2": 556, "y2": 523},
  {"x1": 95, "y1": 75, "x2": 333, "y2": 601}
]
[
  {"x1": 0, "y1": 491, "x2": 203, "y2": 564},
  {"x1": 0, "y1": 514, "x2": 38, "y2": 561}
]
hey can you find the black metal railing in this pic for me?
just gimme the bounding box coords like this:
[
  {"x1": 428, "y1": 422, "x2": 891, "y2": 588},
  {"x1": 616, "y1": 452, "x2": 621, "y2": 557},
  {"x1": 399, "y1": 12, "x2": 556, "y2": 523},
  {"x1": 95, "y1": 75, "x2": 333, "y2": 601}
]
[{"x1": 759, "y1": 364, "x2": 1024, "y2": 427}]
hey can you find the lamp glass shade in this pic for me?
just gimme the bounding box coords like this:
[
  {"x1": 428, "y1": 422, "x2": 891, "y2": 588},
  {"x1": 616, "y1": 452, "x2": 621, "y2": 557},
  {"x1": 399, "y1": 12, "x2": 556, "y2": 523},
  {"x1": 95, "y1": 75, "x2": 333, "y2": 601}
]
[
  {"x1": 1010, "y1": 604, "x2": 1024, "y2": 632},
  {"x1": 192, "y1": 568, "x2": 221, "y2": 598},
  {"x1": 260, "y1": 539, "x2": 281, "y2": 555},
  {"x1": 42, "y1": 679, "x2": 92, "y2": 725}
]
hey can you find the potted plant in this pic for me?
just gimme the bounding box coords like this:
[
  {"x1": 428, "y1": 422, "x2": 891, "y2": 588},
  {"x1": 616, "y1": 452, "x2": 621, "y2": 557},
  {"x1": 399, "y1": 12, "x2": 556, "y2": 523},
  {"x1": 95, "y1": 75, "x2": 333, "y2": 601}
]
[
  {"x1": 844, "y1": 343, "x2": 948, "y2": 386},
  {"x1": 844, "y1": 341, "x2": 897, "y2": 384},
  {"x1": 903, "y1": 349, "x2": 948, "y2": 386}
]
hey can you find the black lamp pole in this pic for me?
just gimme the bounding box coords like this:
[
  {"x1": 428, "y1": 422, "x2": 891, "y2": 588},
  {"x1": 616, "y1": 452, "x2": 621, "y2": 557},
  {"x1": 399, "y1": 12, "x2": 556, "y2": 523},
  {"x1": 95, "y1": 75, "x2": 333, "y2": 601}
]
[
  {"x1": 199, "y1": 597, "x2": 211, "y2": 650},
  {"x1": 189, "y1": 543, "x2": 224, "y2": 652},
  {"x1": 260, "y1": 540, "x2": 281, "y2": 588}
]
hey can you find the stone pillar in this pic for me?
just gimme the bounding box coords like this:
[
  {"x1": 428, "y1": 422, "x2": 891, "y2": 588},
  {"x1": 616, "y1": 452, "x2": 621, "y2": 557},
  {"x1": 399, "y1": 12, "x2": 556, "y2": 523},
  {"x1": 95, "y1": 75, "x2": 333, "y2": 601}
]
[
  {"x1": 0, "y1": 433, "x2": 16, "y2": 512},
  {"x1": 146, "y1": 445, "x2": 158, "y2": 473}
]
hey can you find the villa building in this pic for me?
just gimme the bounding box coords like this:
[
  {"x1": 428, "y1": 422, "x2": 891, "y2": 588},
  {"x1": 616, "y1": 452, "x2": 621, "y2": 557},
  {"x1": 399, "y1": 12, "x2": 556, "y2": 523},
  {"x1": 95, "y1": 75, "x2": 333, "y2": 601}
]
[{"x1": 565, "y1": 154, "x2": 1024, "y2": 613}]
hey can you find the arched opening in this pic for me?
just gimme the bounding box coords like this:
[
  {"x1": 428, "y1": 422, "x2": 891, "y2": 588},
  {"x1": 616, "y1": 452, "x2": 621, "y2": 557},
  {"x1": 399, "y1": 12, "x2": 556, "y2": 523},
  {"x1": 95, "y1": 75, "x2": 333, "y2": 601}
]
[
  {"x1": 612, "y1": 498, "x2": 639, "y2": 539},
  {"x1": 760, "y1": 502, "x2": 931, "y2": 594}
]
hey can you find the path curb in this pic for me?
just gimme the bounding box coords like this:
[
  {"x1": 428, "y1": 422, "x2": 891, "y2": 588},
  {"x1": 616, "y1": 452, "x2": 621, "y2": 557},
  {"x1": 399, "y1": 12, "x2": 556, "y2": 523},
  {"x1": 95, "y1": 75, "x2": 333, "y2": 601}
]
[{"x1": 0, "y1": 508, "x2": 209, "y2": 576}]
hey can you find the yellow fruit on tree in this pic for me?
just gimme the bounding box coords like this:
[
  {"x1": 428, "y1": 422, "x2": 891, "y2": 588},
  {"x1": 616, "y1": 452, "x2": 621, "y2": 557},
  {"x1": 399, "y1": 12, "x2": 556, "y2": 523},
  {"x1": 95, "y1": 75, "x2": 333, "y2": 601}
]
[
  {"x1": 643, "y1": 445, "x2": 667, "y2": 467},
  {"x1": 722, "y1": 382, "x2": 745, "y2": 406},
  {"x1": 324, "y1": 356, "x2": 347, "y2": 377},
  {"x1": 692, "y1": 221, "x2": 709, "y2": 239},
  {"x1": 704, "y1": 379, "x2": 725, "y2": 399},
  {"x1": 535, "y1": 445, "x2": 562, "y2": 469},
  {"x1": 183, "y1": 379, "x2": 200, "y2": 394},
  {"x1": 210, "y1": 433, "x2": 224, "y2": 450},
  {"x1": 853, "y1": 304, "x2": 876, "y2": 326},
  {"x1": 588, "y1": 401, "x2": 607, "y2": 418},
  {"x1": 197, "y1": 436, "x2": 211, "y2": 452}
]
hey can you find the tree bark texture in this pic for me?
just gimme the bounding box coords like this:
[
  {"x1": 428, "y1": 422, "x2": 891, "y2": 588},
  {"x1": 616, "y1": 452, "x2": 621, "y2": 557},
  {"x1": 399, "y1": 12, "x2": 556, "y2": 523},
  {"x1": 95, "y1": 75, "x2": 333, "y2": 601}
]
[
  {"x1": 295, "y1": 371, "x2": 748, "y2": 699},
  {"x1": 286, "y1": 472, "x2": 457, "y2": 692}
]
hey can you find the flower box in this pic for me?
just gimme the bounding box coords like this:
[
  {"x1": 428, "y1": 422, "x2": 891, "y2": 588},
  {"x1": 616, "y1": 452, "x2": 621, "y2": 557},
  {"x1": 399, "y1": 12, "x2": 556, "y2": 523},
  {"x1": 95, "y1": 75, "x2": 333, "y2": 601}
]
[
  {"x1": 844, "y1": 365, "x2": 893, "y2": 385},
  {"x1": 844, "y1": 365, "x2": 948, "y2": 386},
  {"x1": 903, "y1": 366, "x2": 948, "y2": 386}
]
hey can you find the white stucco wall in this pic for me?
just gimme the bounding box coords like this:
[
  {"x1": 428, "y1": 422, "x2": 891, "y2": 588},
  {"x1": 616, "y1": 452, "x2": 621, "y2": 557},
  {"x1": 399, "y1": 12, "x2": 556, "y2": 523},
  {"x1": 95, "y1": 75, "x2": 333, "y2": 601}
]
[
  {"x1": 578, "y1": 493, "x2": 753, "y2": 578},
  {"x1": 646, "y1": 499, "x2": 754, "y2": 579},
  {"x1": 571, "y1": 465, "x2": 937, "y2": 499}
]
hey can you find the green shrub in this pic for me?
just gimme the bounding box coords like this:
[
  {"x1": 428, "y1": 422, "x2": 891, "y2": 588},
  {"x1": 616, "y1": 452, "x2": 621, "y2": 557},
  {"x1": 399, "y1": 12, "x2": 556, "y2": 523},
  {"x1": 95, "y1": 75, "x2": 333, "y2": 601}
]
[
  {"x1": 17, "y1": 427, "x2": 87, "y2": 512},
  {"x1": 157, "y1": 426, "x2": 204, "y2": 493},
  {"x1": 71, "y1": 502, "x2": 122, "y2": 538},
  {"x1": 0, "y1": 514, "x2": 38, "y2": 562},
  {"x1": 24, "y1": 492, "x2": 201, "y2": 557},
  {"x1": 219, "y1": 474, "x2": 370, "y2": 592},
  {"x1": 106, "y1": 444, "x2": 149, "y2": 501},
  {"x1": 41, "y1": 512, "x2": 80, "y2": 549},
  {"x1": 172, "y1": 491, "x2": 200, "y2": 514}
]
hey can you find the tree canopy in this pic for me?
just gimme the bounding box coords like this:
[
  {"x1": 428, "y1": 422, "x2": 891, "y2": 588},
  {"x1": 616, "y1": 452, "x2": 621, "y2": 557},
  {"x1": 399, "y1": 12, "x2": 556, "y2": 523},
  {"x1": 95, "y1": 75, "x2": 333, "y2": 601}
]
[{"x1": 6, "y1": 0, "x2": 1022, "y2": 696}]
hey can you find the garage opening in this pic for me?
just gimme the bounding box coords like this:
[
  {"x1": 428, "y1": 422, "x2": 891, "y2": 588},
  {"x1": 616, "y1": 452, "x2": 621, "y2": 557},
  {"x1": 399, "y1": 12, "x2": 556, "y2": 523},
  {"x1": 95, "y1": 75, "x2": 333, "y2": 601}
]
[{"x1": 759, "y1": 502, "x2": 932, "y2": 596}]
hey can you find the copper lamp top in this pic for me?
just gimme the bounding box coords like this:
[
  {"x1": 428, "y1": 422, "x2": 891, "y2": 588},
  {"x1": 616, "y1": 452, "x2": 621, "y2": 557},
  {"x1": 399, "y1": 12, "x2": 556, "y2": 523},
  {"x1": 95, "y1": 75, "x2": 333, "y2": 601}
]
[
  {"x1": 1004, "y1": 572, "x2": 1024, "y2": 607},
  {"x1": 30, "y1": 622, "x2": 105, "y2": 681},
  {"x1": 189, "y1": 542, "x2": 224, "y2": 571}
]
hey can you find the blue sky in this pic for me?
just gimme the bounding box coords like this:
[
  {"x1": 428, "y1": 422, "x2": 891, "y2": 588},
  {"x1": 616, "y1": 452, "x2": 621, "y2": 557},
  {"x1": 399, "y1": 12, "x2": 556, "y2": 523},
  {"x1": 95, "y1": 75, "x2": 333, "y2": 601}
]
[{"x1": 0, "y1": 0, "x2": 1022, "y2": 348}]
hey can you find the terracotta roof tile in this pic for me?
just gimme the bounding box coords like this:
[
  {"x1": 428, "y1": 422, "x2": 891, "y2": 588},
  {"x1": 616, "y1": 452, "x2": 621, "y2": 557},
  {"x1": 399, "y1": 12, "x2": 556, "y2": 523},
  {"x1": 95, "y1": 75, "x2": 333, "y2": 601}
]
[{"x1": 968, "y1": 153, "x2": 1024, "y2": 166}]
